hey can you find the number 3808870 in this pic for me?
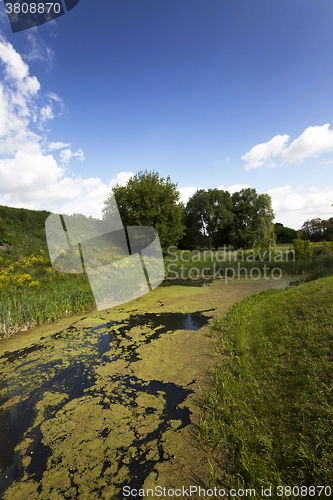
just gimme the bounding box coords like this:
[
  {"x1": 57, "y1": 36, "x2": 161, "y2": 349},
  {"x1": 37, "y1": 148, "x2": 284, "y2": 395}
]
[{"x1": 5, "y1": 3, "x2": 61, "y2": 14}]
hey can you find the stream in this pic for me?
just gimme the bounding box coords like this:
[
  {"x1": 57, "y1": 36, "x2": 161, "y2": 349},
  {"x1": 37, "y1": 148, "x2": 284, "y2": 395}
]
[{"x1": 0, "y1": 276, "x2": 297, "y2": 499}]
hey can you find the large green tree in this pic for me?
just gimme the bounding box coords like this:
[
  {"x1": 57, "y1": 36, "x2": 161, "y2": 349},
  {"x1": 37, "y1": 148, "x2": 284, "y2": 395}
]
[
  {"x1": 179, "y1": 189, "x2": 233, "y2": 250},
  {"x1": 301, "y1": 218, "x2": 325, "y2": 241},
  {"x1": 274, "y1": 223, "x2": 298, "y2": 243},
  {"x1": 102, "y1": 170, "x2": 185, "y2": 251},
  {"x1": 230, "y1": 188, "x2": 275, "y2": 249}
]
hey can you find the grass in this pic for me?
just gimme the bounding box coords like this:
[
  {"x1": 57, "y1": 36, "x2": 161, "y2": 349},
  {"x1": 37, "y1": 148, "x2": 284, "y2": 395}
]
[
  {"x1": 0, "y1": 240, "x2": 95, "y2": 339},
  {"x1": 199, "y1": 276, "x2": 333, "y2": 496},
  {"x1": 164, "y1": 246, "x2": 333, "y2": 280},
  {"x1": 2, "y1": 237, "x2": 333, "y2": 341}
]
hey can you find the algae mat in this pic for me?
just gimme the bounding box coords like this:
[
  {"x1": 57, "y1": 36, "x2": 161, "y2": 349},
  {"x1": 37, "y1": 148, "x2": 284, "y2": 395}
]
[{"x1": 0, "y1": 277, "x2": 294, "y2": 499}]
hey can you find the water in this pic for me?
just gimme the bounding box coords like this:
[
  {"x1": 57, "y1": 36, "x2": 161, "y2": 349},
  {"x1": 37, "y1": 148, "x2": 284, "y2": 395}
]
[
  {"x1": 0, "y1": 276, "x2": 298, "y2": 497},
  {"x1": 0, "y1": 309, "x2": 212, "y2": 497}
]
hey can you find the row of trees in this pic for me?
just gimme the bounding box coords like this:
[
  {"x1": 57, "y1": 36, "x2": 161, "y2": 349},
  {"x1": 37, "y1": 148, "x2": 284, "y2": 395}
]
[
  {"x1": 274, "y1": 223, "x2": 298, "y2": 244},
  {"x1": 179, "y1": 187, "x2": 276, "y2": 250},
  {"x1": 103, "y1": 170, "x2": 277, "y2": 251},
  {"x1": 301, "y1": 218, "x2": 333, "y2": 242},
  {"x1": 0, "y1": 171, "x2": 304, "y2": 252}
]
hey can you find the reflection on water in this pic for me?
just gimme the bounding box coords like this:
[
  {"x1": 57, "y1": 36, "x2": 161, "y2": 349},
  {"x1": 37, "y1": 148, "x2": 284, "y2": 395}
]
[{"x1": 160, "y1": 278, "x2": 213, "y2": 287}]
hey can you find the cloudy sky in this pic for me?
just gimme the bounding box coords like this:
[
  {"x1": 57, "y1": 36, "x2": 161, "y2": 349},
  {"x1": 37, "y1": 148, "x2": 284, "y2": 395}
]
[{"x1": 0, "y1": 0, "x2": 333, "y2": 229}]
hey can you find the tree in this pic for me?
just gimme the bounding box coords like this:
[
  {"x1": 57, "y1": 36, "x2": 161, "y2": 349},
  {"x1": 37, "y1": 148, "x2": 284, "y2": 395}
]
[
  {"x1": 323, "y1": 218, "x2": 333, "y2": 241},
  {"x1": 301, "y1": 218, "x2": 325, "y2": 241},
  {"x1": 180, "y1": 189, "x2": 233, "y2": 250},
  {"x1": 274, "y1": 223, "x2": 298, "y2": 243},
  {"x1": 230, "y1": 189, "x2": 275, "y2": 249},
  {"x1": 102, "y1": 170, "x2": 185, "y2": 251}
]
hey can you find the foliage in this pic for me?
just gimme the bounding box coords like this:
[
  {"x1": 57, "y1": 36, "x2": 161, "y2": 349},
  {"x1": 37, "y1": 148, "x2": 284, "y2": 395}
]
[
  {"x1": 180, "y1": 187, "x2": 275, "y2": 251},
  {"x1": 0, "y1": 205, "x2": 96, "y2": 339},
  {"x1": 179, "y1": 189, "x2": 233, "y2": 250},
  {"x1": 0, "y1": 245, "x2": 94, "y2": 339},
  {"x1": 293, "y1": 239, "x2": 312, "y2": 260},
  {"x1": 0, "y1": 205, "x2": 51, "y2": 245},
  {"x1": 102, "y1": 170, "x2": 185, "y2": 251},
  {"x1": 301, "y1": 217, "x2": 333, "y2": 242},
  {"x1": 274, "y1": 222, "x2": 298, "y2": 243},
  {"x1": 201, "y1": 277, "x2": 333, "y2": 493},
  {"x1": 229, "y1": 189, "x2": 275, "y2": 249}
]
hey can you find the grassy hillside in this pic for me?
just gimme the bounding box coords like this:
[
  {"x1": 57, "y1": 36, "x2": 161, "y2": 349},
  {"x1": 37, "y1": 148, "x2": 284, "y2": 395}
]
[
  {"x1": 1, "y1": 203, "x2": 333, "y2": 343},
  {"x1": 201, "y1": 277, "x2": 333, "y2": 496},
  {"x1": 0, "y1": 204, "x2": 50, "y2": 250},
  {"x1": 0, "y1": 205, "x2": 95, "y2": 339}
]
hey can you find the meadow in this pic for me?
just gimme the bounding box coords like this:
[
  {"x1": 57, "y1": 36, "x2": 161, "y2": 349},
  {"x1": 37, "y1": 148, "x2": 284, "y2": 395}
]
[
  {"x1": 1, "y1": 209, "x2": 333, "y2": 496},
  {"x1": 1, "y1": 235, "x2": 333, "y2": 339},
  {"x1": 0, "y1": 241, "x2": 95, "y2": 339},
  {"x1": 198, "y1": 275, "x2": 333, "y2": 498},
  {"x1": 164, "y1": 242, "x2": 333, "y2": 281}
]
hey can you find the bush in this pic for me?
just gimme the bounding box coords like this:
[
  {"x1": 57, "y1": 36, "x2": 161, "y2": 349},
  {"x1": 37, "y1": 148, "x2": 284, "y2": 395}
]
[{"x1": 292, "y1": 239, "x2": 312, "y2": 260}]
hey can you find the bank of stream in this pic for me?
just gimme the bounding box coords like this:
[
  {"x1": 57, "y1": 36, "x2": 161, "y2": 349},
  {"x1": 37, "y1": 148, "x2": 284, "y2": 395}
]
[{"x1": 0, "y1": 276, "x2": 297, "y2": 499}]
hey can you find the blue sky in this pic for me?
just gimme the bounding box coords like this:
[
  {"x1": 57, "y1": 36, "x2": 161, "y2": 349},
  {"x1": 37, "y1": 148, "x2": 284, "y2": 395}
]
[{"x1": 0, "y1": 0, "x2": 333, "y2": 229}]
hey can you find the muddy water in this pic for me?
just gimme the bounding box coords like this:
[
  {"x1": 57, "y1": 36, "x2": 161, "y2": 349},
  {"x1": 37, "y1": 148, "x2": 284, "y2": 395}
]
[{"x1": 0, "y1": 276, "x2": 296, "y2": 499}]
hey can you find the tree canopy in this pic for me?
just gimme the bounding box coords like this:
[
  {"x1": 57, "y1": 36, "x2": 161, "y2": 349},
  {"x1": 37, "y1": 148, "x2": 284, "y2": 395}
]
[
  {"x1": 180, "y1": 187, "x2": 275, "y2": 250},
  {"x1": 274, "y1": 223, "x2": 298, "y2": 243},
  {"x1": 179, "y1": 189, "x2": 233, "y2": 250},
  {"x1": 301, "y1": 218, "x2": 333, "y2": 242},
  {"x1": 102, "y1": 170, "x2": 185, "y2": 251},
  {"x1": 229, "y1": 189, "x2": 275, "y2": 249}
]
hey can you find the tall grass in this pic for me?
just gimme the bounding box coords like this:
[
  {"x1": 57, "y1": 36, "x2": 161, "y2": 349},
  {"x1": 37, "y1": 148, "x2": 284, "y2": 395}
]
[
  {"x1": 0, "y1": 246, "x2": 95, "y2": 339},
  {"x1": 164, "y1": 248, "x2": 333, "y2": 279},
  {"x1": 2, "y1": 241, "x2": 333, "y2": 340},
  {"x1": 199, "y1": 277, "x2": 333, "y2": 496},
  {"x1": 0, "y1": 282, "x2": 95, "y2": 339}
]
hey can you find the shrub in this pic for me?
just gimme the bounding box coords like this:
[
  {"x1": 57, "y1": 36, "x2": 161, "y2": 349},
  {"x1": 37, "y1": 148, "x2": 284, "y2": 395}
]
[{"x1": 292, "y1": 239, "x2": 312, "y2": 260}]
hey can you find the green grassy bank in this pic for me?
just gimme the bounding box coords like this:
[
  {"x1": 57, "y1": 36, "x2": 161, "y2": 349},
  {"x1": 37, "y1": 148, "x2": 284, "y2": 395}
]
[
  {"x1": 2, "y1": 240, "x2": 333, "y2": 340},
  {"x1": 200, "y1": 276, "x2": 333, "y2": 497}
]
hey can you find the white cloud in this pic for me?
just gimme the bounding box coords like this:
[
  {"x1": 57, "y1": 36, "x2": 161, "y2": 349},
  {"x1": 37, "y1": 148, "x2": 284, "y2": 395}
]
[
  {"x1": 59, "y1": 173, "x2": 135, "y2": 218},
  {"x1": 218, "y1": 183, "x2": 251, "y2": 194},
  {"x1": 242, "y1": 134, "x2": 289, "y2": 170},
  {"x1": 59, "y1": 148, "x2": 85, "y2": 165},
  {"x1": 48, "y1": 141, "x2": 71, "y2": 150},
  {"x1": 179, "y1": 186, "x2": 198, "y2": 205},
  {"x1": 319, "y1": 159, "x2": 333, "y2": 165},
  {"x1": 44, "y1": 92, "x2": 67, "y2": 119},
  {"x1": 40, "y1": 104, "x2": 54, "y2": 122},
  {"x1": 268, "y1": 185, "x2": 333, "y2": 229},
  {"x1": 23, "y1": 31, "x2": 55, "y2": 68},
  {"x1": 0, "y1": 146, "x2": 65, "y2": 192},
  {"x1": 0, "y1": 7, "x2": 7, "y2": 26},
  {"x1": 47, "y1": 92, "x2": 61, "y2": 103},
  {"x1": 213, "y1": 157, "x2": 230, "y2": 166},
  {"x1": 179, "y1": 184, "x2": 252, "y2": 205},
  {"x1": 0, "y1": 34, "x2": 135, "y2": 219},
  {"x1": 0, "y1": 36, "x2": 41, "y2": 156},
  {"x1": 109, "y1": 171, "x2": 134, "y2": 187},
  {"x1": 243, "y1": 124, "x2": 333, "y2": 170},
  {"x1": 281, "y1": 124, "x2": 333, "y2": 163}
]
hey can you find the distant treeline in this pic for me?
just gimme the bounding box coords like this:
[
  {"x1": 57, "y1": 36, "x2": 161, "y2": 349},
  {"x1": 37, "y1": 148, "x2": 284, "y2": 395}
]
[
  {"x1": 178, "y1": 188, "x2": 302, "y2": 249},
  {"x1": 274, "y1": 222, "x2": 298, "y2": 244},
  {"x1": 0, "y1": 198, "x2": 330, "y2": 255},
  {"x1": 301, "y1": 217, "x2": 333, "y2": 242}
]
